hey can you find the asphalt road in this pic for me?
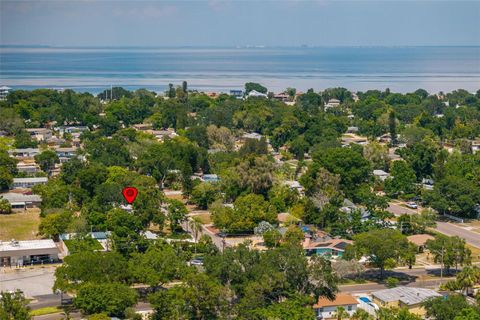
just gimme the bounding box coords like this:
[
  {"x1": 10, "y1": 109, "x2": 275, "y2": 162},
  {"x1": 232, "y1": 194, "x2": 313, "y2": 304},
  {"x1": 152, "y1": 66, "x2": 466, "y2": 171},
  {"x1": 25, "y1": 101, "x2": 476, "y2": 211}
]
[
  {"x1": 436, "y1": 221, "x2": 480, "y2": 248},
  {"x1": 386, "y1": 202, "x2": 418, "y2": 216}
]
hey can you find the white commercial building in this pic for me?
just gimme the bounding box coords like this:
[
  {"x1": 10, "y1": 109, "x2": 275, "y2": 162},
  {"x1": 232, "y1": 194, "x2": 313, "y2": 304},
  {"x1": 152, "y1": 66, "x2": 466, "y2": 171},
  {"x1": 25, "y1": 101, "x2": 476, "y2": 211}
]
[{"x1": 0, "y1": 239, "x2": 60, "y2": 267}]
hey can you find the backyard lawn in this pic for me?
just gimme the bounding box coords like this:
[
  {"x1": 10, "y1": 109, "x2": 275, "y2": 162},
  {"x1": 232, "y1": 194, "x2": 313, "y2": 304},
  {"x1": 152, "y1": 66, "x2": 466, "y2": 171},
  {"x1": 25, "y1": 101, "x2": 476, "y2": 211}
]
[{"x1": 0, "y1": 209, "x2": 41, "y2": 240}]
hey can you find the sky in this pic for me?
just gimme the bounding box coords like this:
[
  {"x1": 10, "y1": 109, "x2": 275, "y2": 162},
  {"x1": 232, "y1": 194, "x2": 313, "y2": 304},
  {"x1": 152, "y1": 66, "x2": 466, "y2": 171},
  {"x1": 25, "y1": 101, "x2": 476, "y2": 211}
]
[{"x1": 1, "y1": 0, "x2": 479, "y2": 47}]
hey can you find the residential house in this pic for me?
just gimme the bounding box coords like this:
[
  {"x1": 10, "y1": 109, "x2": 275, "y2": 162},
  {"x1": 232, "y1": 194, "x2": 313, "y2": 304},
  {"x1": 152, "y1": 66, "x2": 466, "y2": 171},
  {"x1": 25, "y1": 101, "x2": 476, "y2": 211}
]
[
  {"x1": 277, "y1": 212, "x2": 300, "y2": 225},
  {"x1": 313, "y1": 294, "x2": 359, "y2": 319},
  {"x1": 147, "y1": 129, "x2": 178, "y2": 141},
  {"x1": 229, "y1": 90, "x2": 243, "y2": 99},
  {"x1": 12, "y1": 177, "x2": 48, "y2": 189},
  {"x1": 341, "y1": 136, "x2": 368, "y2": 147},
  {"x1": 242, "y1": 132, "x2": 263, "y2": 141},
  {"x1": 0, "y1": 192, "x2": 42, "y2": 210},
  {"x1": 372, "y1": 287, "x2": 442, "y2": 317},
  {"x1": 283, "y1": 180, "x2": 304, "y2": 195},
  {"x1": 273, "y1": 92, "x2": 290, "y2": 102},
  {"x1": 54, "y1": 147, "x2": 77, "y2": 162},
  {"x1": 347, "y1": 126, "x2": 359, "y2": 134},
  {"x1": 57, "y1": 126, "x2": 89, "y2": 135},
  {"x1": 247, "y1": 90, "x2": 267, "y2": 98},
  {"x1": 373, "y1": 169, "x2": 390, "y2": 181},
  {"x1": 324, "y1": 99, "x2": 341, "y2": 110},
  {"x1": 407, "y1": 234, "x2": 434, "y2": 252},
  {"x1": 8, "y1": 148, "x2": 40, "y2": 159},
  {"x1": 0, "y1": 239, "x2": 60, "y2": 267},
  {"x1": 132, "y1": 123, "x2": 153, "y2": 131},
  {"x1": 472, "y1": 141, "x2": 480, "y2": 154},
  {"x1": 203, "y1": 174, "x2": 220, "y2": 183},
  {"x1": 0, "y1": 86, "x2": 11, "y2": 101},
  {"x1": 25, "y1": 128, "x2": 53, "y2": 142},
  {"x1": 16, "y1": 161, "x2": 40, "y2": 174},
  {"x1": 303, "y1": 238, "x2": 352, "y2": 259}
]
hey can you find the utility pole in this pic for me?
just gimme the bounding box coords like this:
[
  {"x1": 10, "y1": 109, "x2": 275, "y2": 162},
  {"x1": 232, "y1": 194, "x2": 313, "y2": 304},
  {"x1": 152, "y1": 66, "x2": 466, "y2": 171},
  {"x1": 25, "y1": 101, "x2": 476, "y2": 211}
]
[{"x1": 440, "y1": 245, "x2": 445, "y2": 280}]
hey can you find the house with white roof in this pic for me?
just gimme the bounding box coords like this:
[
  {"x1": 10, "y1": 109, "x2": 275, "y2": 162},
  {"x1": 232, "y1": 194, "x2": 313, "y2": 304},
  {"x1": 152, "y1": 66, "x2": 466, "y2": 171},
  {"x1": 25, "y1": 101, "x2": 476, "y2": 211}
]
[
  {"x1": 373, "y1": 169, "x2": 390, "y2": 181},
  {"x1": 247, "y1": 90, "x2": 267, "y2": 98},
  {"x1": 0, "y1": 86, "x2": 11, "y2": 101},
  {"x1": 12, "y1": 177, "x2": 48, "y2": 189}
]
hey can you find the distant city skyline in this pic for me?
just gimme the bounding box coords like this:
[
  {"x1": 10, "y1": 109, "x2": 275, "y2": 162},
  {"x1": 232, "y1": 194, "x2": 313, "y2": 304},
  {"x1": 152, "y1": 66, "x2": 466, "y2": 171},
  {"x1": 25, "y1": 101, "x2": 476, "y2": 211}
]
[{"x1": 1, "y1": 0, "x2": 479, "y2": 47}]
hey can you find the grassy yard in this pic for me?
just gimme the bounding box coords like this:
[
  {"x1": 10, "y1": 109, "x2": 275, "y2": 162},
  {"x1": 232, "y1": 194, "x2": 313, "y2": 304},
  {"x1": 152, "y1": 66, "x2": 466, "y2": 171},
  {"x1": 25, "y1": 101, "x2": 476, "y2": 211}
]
[
  {"x1": 0, "y1": 209, "x2": 41, "y2": 240},
  {"x1": 468, "y1": 245, "x2": 480, "y2": 263},
  {"x1": 192, "y1": 213, "x2": 212, "y2": 225},
  {"x1": 29, "y1": 306, "x2": 62, "y2": 316}
]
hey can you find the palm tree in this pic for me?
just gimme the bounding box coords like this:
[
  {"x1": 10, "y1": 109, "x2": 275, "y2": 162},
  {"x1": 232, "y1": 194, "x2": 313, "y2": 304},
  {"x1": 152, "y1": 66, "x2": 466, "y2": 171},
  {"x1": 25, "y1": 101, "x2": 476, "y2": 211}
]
[
  {"x1": 189, "y1": 216, "x2": 203, "y2": 254},
  {"x1": 351, "y1": 309, "x2": 373, "y2": 320},
  {"x1": 334, "y1": 306, "x2": 349, "y2": 320},
  {"x1": 456, "y1": 266, "x2": 480, "y2": 295}
]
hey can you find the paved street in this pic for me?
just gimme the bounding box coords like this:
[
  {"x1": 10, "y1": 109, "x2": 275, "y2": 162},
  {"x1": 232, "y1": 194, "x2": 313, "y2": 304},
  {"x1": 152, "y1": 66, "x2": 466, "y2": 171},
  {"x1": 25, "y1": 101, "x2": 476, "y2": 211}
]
[
  {"x1": 340, "y1": 277, "x2": 452, "y2": 294},
  {"x1": 387, "y1": 202, "x2": 418, "y2": 216},
  {"x1": 0, "y1": 266, "x2": 56, "y2": 297},
  {"x1": 436, "y1": 221, "x2": 480, "y2": 248}
]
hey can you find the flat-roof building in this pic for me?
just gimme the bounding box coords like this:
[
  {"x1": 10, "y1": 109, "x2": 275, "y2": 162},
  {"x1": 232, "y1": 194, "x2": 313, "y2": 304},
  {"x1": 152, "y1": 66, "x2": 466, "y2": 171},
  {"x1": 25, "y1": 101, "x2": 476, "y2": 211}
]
[
  {"x1": 372, "y1": 287, "x2": 442, "y2": 316},
  {"x1": 12, "y1": 177, "x2": 48, "y2": 189},
  {"x1": 0, "y1": 239, "x2": 60, "y2": 267}
]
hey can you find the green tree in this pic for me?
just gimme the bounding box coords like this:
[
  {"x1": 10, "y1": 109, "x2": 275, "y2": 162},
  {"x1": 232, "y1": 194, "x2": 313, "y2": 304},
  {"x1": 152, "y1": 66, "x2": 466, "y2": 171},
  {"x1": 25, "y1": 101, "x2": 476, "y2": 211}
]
[
  {"x1": 74, "y1": 282, "x2": 137, "y2": 317},
  {"x1": 384, "y1": 160, "x2": 417, "y2": 197},
  {"x1": 346, "y1": 229, "x2": 409, "y2": 277},
  {"x1": 14, "y1": 130, "x2": 37, "y2": 148},
  {"x1": 167, "y1": 199, "x2": 188, "y2": 232},
  {"x1": 34, "y1": 149, "x2": 59, "y2": 174},
  {"x1": 54, "y1": 251, "x2": 129, "y2": 292},
  {"x1": 212, "y1": 194, "x2": 277, "y2": 234},
  {"x1": 38, "y1": 211, "x2": 73, "y2": 240},
  {"x1": 149, "y1": 273, "x2": 230, "y2": 320},
  {"x1": 314, "y1": 147, "x2": 371, "y2": 196},
  {"x1": 0, "y1": 167, "x2": 13, "y2": 191},
  {"x1": 426, "y1": 235, "x2": 471, "y2": 275},
  {"x1": 376, "y1": 307, "x2": 422, "y2": 320},
  {"x1": 0, "y1": 290, "x2": 31, "y2": 320},
  {"x1": 189, "y1": 216, "x2": 203, "y2": 253},
  {"x1": 190, "y1": 182, "x2": 220, "y2": 209},
  {"x1": 129, "y1": 244, "x2": 185, "y2": 287},
  {"x1": 423, "y1": 294, "x2": 476, "y2": 320},
  {"x1": 263, "y1": 228, "x2": 282, "y2": 248},
  {"x1": 245, "y1": 82, "x2": 267, "y2": 94},
  {"x1": 0, "y1": 198, "x2": 12, "y2": 214}
]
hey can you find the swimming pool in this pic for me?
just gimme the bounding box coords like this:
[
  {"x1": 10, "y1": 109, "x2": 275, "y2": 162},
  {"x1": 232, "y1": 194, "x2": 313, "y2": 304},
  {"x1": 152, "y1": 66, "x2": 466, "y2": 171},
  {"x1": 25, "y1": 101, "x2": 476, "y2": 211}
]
[{"x1": 359, "y1": 297, "x2": 372, "y2": 303}]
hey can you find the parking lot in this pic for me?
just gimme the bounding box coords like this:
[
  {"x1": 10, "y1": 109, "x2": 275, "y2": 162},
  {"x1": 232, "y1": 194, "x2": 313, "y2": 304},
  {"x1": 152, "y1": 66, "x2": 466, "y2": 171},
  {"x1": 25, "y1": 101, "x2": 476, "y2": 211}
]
[{"x1": 0, "y1": 265, "x2": 56, "y2": 297}]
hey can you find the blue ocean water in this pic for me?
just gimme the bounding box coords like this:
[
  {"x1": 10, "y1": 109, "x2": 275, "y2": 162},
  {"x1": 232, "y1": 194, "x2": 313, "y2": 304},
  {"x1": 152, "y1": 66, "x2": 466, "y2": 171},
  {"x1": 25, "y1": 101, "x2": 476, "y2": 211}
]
[{"x1": 0, "y1": 46, "x2": 479, "y2": 94}]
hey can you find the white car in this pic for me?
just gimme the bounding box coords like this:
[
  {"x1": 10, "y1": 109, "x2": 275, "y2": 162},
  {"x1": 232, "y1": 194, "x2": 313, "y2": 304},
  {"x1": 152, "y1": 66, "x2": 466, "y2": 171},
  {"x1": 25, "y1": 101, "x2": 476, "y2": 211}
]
[{"x1": 406, "y1": 202, "x2": 418, "y2": 209}]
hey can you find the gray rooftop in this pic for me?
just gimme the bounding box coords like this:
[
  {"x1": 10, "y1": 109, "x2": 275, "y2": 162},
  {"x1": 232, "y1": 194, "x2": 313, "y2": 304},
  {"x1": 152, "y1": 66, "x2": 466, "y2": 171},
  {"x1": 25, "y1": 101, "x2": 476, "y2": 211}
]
[
  {"x1": 13, "y1": 177, "x2": 48, "y2": 183},
  {"x1": 372, "y1": 287, "x2": 442, "y2": 305},
  {"x1": 0, "y1": 192, "x2": 42, "y2": 203}
]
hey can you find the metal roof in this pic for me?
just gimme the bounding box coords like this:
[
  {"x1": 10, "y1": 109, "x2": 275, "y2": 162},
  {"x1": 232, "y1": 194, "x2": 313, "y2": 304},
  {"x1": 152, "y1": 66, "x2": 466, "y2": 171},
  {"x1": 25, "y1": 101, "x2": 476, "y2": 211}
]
[{"x1": 372, "y1": 287, "x2": 442, "y2": 305}]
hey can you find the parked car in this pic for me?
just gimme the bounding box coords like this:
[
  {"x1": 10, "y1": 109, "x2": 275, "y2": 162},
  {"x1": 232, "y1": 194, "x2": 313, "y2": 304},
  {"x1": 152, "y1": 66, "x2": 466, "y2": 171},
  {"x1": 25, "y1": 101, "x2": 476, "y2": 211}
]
[
  {"x1": 406, "y1": 202, "x2": 418, "y2": 209},
  {"x1": 190, "y1": 258, "x2": 204, "y2": 266}
]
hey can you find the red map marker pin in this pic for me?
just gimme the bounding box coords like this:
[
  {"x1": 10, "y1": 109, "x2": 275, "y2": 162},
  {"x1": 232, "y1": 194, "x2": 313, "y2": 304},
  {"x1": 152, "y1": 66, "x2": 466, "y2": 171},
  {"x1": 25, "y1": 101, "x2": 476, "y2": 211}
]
[{"x1": 122, "y1": 187, "x2": 138, "y2": 204}]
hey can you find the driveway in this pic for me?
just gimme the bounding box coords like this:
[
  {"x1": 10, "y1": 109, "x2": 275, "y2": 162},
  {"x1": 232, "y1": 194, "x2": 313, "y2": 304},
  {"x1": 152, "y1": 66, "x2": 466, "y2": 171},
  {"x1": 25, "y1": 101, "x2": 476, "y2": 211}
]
[
  {"x1": 0, "y1": 266, "x2": 55, "y2": 297},
  {"x1": 435, "y1": 221, "x2": 480, "y2": 248}
]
